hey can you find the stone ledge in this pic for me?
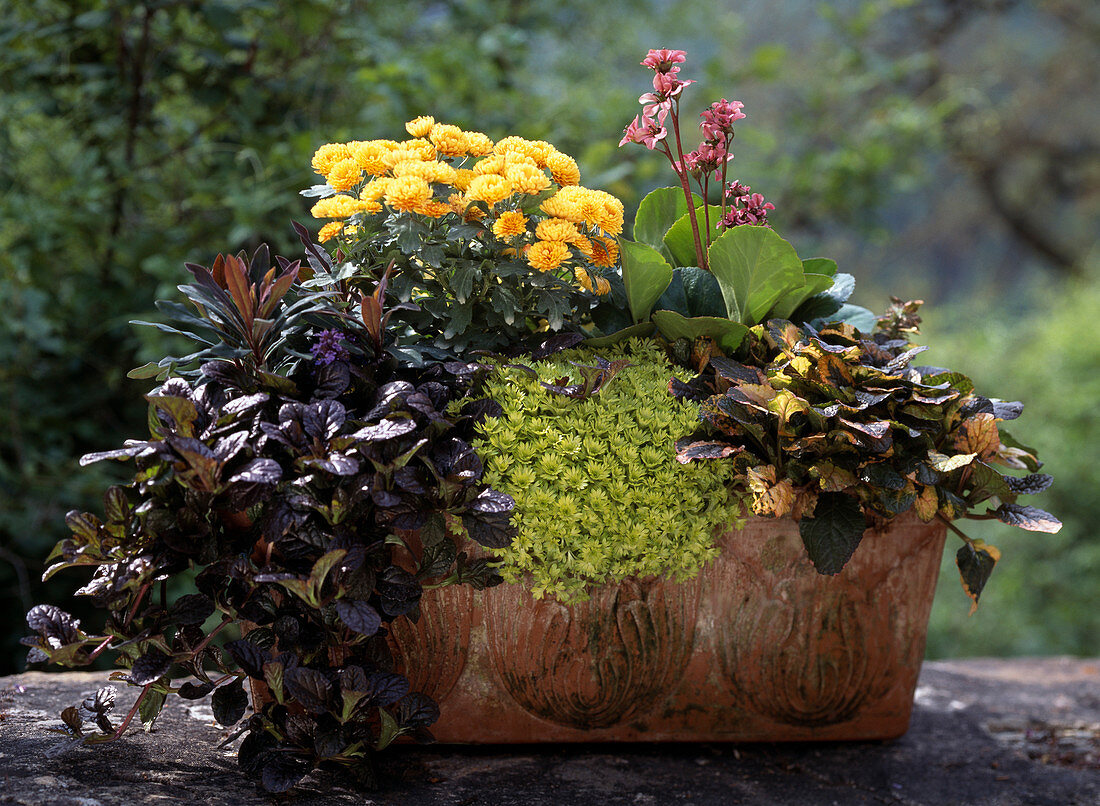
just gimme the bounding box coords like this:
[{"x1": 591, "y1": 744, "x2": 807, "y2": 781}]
[{"x1": 1, "y1": 659, "x2": 1097, "y2": 806}]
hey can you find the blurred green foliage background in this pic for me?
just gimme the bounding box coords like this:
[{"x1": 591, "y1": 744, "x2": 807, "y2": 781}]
[{"x1": 1, "y1": 0, "x2": 1097, "y2": 674}]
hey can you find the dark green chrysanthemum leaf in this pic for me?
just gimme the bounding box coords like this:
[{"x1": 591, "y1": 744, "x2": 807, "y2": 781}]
[
  {"x1": 211, "y1": 678, "x2": 248, "y2": 726},
  {"x1": 956, "y1": 540, "x2": 1001, "y2": 614},
  {"x1": 130, "y1": 648, "x2": 172, "y2": 686},
  {"x1": 992, "y1": 503, "x2": 1062, "y2": 533},
  {"x1": 798, "y1": 492, "x2": 866, "y2": 575}
]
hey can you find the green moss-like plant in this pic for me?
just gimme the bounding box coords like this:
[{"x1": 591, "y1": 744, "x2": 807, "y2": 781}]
[{"x1": 473, "y1": 338, "x2": 744, "y2": 601}]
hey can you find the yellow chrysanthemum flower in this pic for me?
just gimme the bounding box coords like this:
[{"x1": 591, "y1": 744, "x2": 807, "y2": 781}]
[
  {"x1": 391, "y1": 160, "x2": 458, "y2": 185},
  {"x1": 318, "y1": 221, "x2": 344, "y2": 243},
  {"x1": 453, "y1": 168, "x2": 476, "y2": 191},
  {"x1": 594, "y1": 276, "x2": 611, "y2": 295},
  {"x1": 473, "y1": 154, "x2": 506, "y2": 176},
  {"x1": 415, "y1": 199, "x2": 453, "y2": 218},
  {"x1": 505, "y1": 164, "x2": 551, "y2": 196},
  {"x1": 524, "y1": 140, "x2": 554, "y2": 167},
  {"x1": 310, "y1": 195, "x2": 362, "y2": 219},
  {"x1": 590, "y1": 190, "x2": 625, "y2": 236},
  {"x1": 546, "y1": 151, "x2": 581, "y2": 186},
  {"x1": 311, "y1": 143, "x2": 351, "y2": 176},
  {"x1": 573, "y1": 266, "x2": 595, "y2": 292},
  {"x1": 429, "y1": 124, "x2": 468, "y2": 158},
  {"x1": 463, "y1": 130, "x2": 494, "y2": 156},
  {"x1": 492, "y1": 210, "x2": 528, "y2": 240},
  {"x1": 326, "y1": 158, "x2": 363, "y2": 192},
  {"x1": 540, "y1": 186, "x2": 587, "y2": 224},
  {"x1": 360, "y1": 177, "x2": 392, "y2": 202},
  {"x1": 466, "y1": 174, "x2": 513, "y2": 205},
  {"x1": 534, "y1": 218, "x2": 580, "y2": 243},
  {"x1": 573, "y1": 234, "x2": 594, "y2": 257},
  {"x1": 349, "y1": 141, "x2": 392, "y2": 176},
  {"x1": 589, "y1": 235, "x2": 620, "y2": 268},
  {"x1": 401, "y1": 138, "x2": 438, "y2": 161},
  {"x1": 528, "y1": 240, "x2": 570, "y2": 272},
  {"x1": 384, "y1": 175, "x2": 432, "y2": 212},
  {"x1": 406, "y1": 116, "x2": 435, "y2": 138}
]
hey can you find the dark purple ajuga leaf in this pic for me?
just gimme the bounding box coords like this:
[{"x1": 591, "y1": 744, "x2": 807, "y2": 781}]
[
  {"x1": 458, "y1": 397, "x2": 503, "y2": 426},
  {"x1": 378, "y1": 568, "x2": 422, "y2": 617},
  {"x1": 178, "y1": 681, "x2": 215, "y2": 700},
  {"x1": 335, "y1": 599, "x2": 381, "y2": 637},
  {"x1": 338, "y1": 666, "x2": 369, "y2": 694},
  {"x1": 79, "y1": 442, "x2": 154, "y2": 466},
  {"x1": 211, "y1": 678, "x2": 249, "y2": 725},
  {"x1": 303, "y1": 399, "x2": 346, "y2": 440},
  {"x1": 668, "y1": 376, "x2": 710, "y2": 402},
  {"x1": 415, "y1": 381, "x2": 449, "y2": 409},
  {"x1": 225, "y1": 639, "x2": 270, "y2": 679},
  {"x1": 130, "y1": 648, "x2": 172, "y2": 686},
  {"x1": 461, "y1": 510, "x2": 517, "y2": 549},
  {"x1": 395, "y1": 692, "x2": 440, "y2": 728},
  {"x1": 365, "y1": 672, "x2": 410, "y2": 707},
  {"x1": 79, "y1": 686, "x2": 116, "y2": 733},
  {"x1": 213, "y1": 431, "x2": 249, "y2": 463},
  {"x1": 313, "y1": 359, "x2": 351, "y2": 400},
  {"x1": 284, "y1": 667, "x2": 332, "y2": 714},
  {"x1": 260, "y1": 752, "x2": 310, "y2": 793},
  {"x1": 393, "y1": 466, "x2": 427, "y2": 494},
  {"x1": 26, "y1": 605, "x2": 82, "y2": 645},
  {"x1": 432, "y1": 438, "x2": 482, "y2": 481},
  {"x1": 708, "y1": 356, "x2": 767, "y2": 385},
  {"x1": 469, "y1": 488, "x2": 515, "y2": 515},
  {"x1": 168, "y1": 593, "x2": 215, "y2": 626},
  {"x1": 229, "y1": 458, "x2": 282, "y2": 485},
  {"x1": 530, "y1": 331, "x2": 585, "y2": 359},
  {"x1": 351, "y1": 417, "x2": 417, "y2": 442}
]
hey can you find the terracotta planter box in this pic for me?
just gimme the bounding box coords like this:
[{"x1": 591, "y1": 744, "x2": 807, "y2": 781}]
[{"x1": 387, "y1": 513, "x2": 947, "y2": 743}]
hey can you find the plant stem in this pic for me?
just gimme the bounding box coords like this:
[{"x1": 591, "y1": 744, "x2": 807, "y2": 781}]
[
  {"x1": 937, "y1": 514, "x2": 971, "y2": 541},
  {"x1": 88, "y1": 683, "x2": 152, "y2": 744},
  {"x1": 668, "y1": 103, "x2": 707, "y2": 270},
  {"x1": 123, "y1": 582, "x2": 151, "y2": 630},
  {"x1": 702, "y1": 173, "x2": 711, "y2": 251},
  {"x1": 190, "y1": 617, "x2": 231, "y2": 656},
  {"x1": 719, "y1": 136, "x2": 730, "y2": 223}
]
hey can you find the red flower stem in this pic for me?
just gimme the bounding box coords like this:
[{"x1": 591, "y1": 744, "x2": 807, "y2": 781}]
[
  {"x1": 702, "y1": 173, "x2": 711, "y2": 251},
  {"x1": 123, "y1": 582, "x2": 151, "y2": 630},
  {"x1": 87, "y1": 636, "x2": 113, "y2": 662},
  {"x1": 190, "y1": 617, "x2": 231, "y2": 656},
  {"x1": 719, "y1": 135, "x2": 730, "y2": 222},
  {"x1": 669, "y1": 102, "x2": 708, "y2": 270}
]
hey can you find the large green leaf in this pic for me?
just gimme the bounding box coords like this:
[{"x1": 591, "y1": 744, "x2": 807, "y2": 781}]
[
  {"x1": 707, "y1": 226, "x2": 805, "y2": 325},
  {"x1": 634, "y1": 187, "x2": 701, "y2": 257},
  {"x1": 663, "y1": 205, "x2": 724, "y2": 268},
  {"x1": 619, "y1": 239, "x2": 673, "y2": 324},
  {"x1": 681, "y1": 266, "x2": 727, "y2": 318},
  {"x1": 651, "y1": 311, "x2": 749, "y2": 352},
  {"x1": 581, "y1": 321, "x2": 656, "y2": 347},
  {"x1": 770, "y1": 272, "x2": 836, "y2": 320},
  {"x1": 801, "y1": 257, "x2": 838, "y2": 278}
]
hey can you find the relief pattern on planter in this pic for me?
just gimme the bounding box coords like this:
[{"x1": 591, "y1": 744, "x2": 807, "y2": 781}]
[
  {"x1": 483, "y1": 576, "x2": 700, "y2": 729},
  {"x1": 387, "y1": 584, "x2": 472, "y2": 704},
  {"x1": 710, "y1": 528, "x2": 931, "y2": 727}
]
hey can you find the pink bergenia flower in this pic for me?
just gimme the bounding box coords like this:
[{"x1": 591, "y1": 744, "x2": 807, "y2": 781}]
[
  {"x1": 641, "y1": 49, "x2": 687, "y2": 72},
  {"x1": 700, "y1": 99, "x2": 746, "y2": 141},
  {"x1": 652, "y1": 71, "x2": 694, "y2": 97},
  {"x1": 619, "y1": 115, "x2": 668, "y2": 150},
  {"x1": 684, "y1": 141, "x2": 733, "y2": 179},
  {"x1": 719, "y1": 181, "x2": 775, "y2": 228},
  {"x1": 637, "y1": 93, "x2": 671, "y2": 124}
]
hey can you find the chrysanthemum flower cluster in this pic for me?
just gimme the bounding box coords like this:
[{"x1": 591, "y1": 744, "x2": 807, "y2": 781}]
[{"x1": 308, "y1": 118, "x2": 624, "y2": 295}]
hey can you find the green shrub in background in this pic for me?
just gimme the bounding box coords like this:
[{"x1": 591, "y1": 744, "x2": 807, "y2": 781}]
[
  {"x1": 474, "y1": 339, "x2": 743, "y2": 601},
  {"x1": 923, "y1": 268, "x2": 1100, "y2": 657}
]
